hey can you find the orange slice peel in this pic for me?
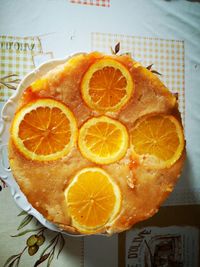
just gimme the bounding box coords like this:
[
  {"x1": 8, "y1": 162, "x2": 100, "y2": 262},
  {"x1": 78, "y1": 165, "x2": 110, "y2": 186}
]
[
  {"x1": 81, "y1": 58, "x2": 134, "y2": 112},
  {"x1": 78, "y1": 116, "x2": 129, "y2": 164},
  {"x1": 11, "y1": 98, "x2": 77, "y2": 161},
  {"x1": 65, "y1": 167, "x2": 121, "y2": 233},
  {"x1": 130, "y1": 114, "x2": 185, "y2": 168}
]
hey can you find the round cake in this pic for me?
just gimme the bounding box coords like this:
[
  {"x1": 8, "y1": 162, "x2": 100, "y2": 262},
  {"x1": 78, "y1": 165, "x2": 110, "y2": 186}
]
[{"x1": 9, "y1": 52, "x2": 186, "y2": 235}]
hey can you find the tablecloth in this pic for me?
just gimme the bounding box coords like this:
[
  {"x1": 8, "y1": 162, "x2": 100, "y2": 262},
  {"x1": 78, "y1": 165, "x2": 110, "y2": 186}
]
[{"x1": 0, "y1": 0, "x2": 200, "y2": 266}]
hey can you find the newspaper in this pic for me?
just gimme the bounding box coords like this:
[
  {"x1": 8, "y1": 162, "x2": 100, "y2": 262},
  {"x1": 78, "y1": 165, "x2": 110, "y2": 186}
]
[{"x1": 126, "y1": 226, "x2": 199, "y2": 267}]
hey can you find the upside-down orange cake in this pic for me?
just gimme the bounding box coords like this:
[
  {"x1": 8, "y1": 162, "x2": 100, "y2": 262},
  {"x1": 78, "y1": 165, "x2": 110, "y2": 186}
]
[{"x1": 9, "y1": 52, "x2": 186, "y2": 235}]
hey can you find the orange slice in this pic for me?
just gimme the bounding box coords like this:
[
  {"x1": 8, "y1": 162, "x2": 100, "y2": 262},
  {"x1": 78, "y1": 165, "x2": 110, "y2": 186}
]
[
  {"x1": 81, "y1": 58, "x2": 134, "y2": 112},
  {"x1": 78, "y1": 116, "x2": 129, "y2": 164},
  {"x1": 130, "y1": 114, "x2": 185, "y2": 168},
  {"x1": 65, "y1": 167, "x2": 121, "y2": 233},
  {"x1": 11, "y1": 98, "x2": 77, "y2": 161}
]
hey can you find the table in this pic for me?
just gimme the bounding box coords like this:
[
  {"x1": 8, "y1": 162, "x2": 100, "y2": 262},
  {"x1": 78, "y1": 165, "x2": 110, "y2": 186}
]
[{"x1": 1, "y1": 1, "x2": 200, "y2": 266}]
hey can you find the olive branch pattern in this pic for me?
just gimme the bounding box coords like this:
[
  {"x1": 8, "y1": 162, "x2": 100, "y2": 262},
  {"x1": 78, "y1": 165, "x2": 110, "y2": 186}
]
[
  {"x1": 3, "y1": 211, "x2": 66, "y2": 267},
  {"x1": 110, "y1": 42, "x2": 131, "y2": 57},
  {"x1": 0, "y1": 177, "x2": 7, "y2": 192},
  {"x1": 111, "y1": 42, "x2": 162, "y2": 76},
  {"x1": 0, "y1": 74, "x2": 21, "y2": 90}
]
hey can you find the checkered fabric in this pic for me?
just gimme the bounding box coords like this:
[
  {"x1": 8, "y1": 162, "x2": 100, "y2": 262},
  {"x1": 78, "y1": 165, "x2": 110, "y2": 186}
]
[
  {"x1": 0, "y1": 36, "x2": 42, "y2": 102},
  {"x1": 70, "y1": 0, "x2": 110, "y2": 7},
  {"x1": 91, "y1": 32, "x2": 185, "y2": 124}
]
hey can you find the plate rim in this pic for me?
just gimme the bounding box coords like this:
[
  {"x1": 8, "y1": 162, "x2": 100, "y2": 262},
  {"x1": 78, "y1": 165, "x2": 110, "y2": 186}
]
[{"x1": 0, "y1": 53, "x2": 87, "y2": 237}]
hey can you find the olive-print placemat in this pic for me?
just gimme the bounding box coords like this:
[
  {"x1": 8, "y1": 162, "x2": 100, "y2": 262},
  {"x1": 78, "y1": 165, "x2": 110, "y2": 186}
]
[
  {"x1": 0, "y1": 35, "x2": 84, "y2": 267},
  {"x1": 0, "y1": 187, "x2": 84, "y2": 267},
  {"x1": 91, "y1": 32, "x2": 185, "y2": 124},
  {"x1": 0, "y1": 36, "x2": 43, "y2": 102},
  {"x1": 90, "y1": 32, "x2": 200, "y2": 207}
]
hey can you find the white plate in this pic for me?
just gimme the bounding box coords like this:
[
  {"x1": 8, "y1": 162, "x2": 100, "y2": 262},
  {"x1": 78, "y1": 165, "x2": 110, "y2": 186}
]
[{"x1": 0, "y1": 54, "x2": 85, "y2": 237}]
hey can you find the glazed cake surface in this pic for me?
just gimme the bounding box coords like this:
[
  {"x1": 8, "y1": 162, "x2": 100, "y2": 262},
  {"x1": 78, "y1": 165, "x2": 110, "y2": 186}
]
[{"x1": 9, "y1": 52, "x2": 185, "y2": 235}]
